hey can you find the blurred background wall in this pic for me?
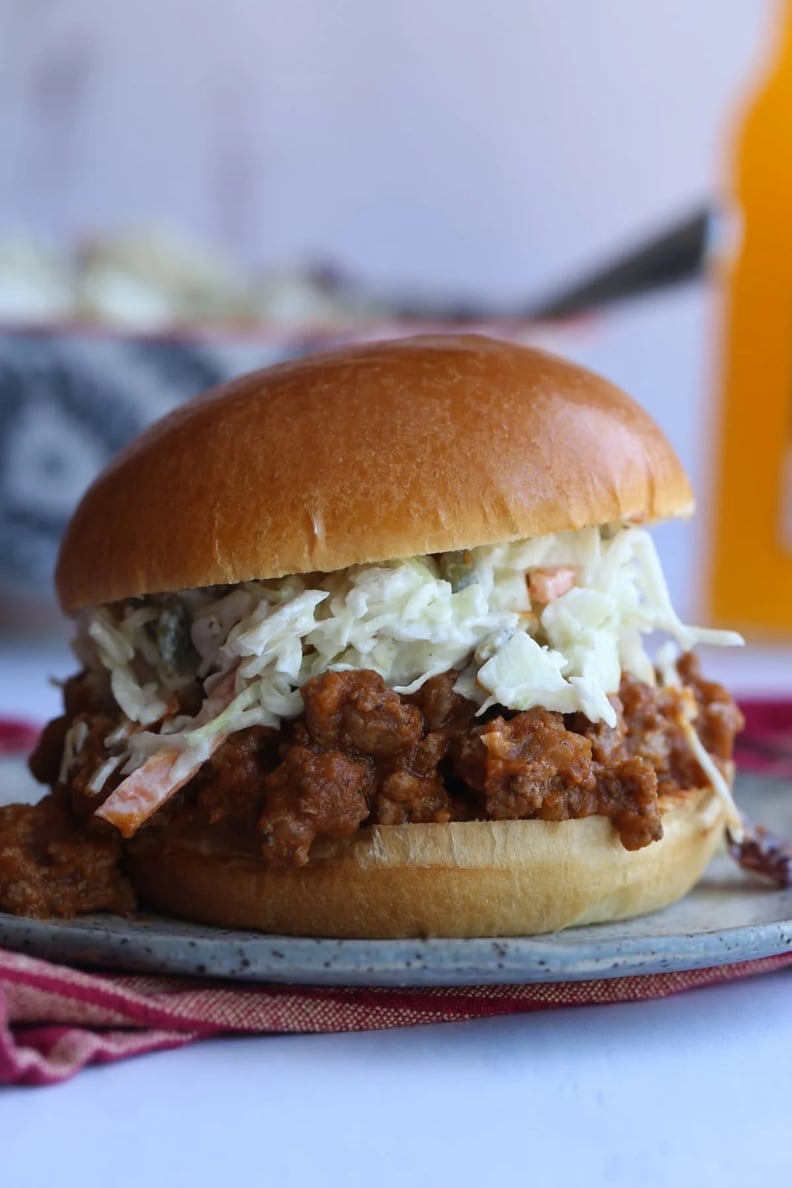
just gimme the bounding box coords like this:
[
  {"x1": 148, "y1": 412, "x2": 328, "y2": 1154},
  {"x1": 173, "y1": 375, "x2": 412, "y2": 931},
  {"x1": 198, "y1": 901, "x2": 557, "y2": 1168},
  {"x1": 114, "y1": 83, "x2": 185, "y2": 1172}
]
[{"x1": 0, "y1": 0, "x2": 775, "y2": 300}]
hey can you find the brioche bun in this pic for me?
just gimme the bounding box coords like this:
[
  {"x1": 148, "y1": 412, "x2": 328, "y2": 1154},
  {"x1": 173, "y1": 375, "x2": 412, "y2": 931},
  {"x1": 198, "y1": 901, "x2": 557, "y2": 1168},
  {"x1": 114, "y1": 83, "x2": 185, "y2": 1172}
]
[
  {"x1": 56, "y1": 334, "x2": 693, "y2": 610},
  {"x1": 56, "y1": 334, "x2": 720, "y2": 940},
  {"x1": 127, "y1": 787, "x2": 726, "y2": 938}
]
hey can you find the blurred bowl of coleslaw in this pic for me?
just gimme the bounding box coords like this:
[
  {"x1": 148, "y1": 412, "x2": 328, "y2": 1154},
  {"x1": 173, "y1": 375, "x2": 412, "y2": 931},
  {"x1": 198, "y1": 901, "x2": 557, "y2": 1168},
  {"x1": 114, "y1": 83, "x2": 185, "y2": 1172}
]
[{"x1": 0, "y1": 228, "x2": 568, "y2": 633}]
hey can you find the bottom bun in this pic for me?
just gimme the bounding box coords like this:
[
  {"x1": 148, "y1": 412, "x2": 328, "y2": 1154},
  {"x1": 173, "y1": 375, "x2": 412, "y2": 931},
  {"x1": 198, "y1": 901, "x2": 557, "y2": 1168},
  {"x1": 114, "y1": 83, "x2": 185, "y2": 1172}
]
[{"x1": 128, "y1": 786, "x2": 726, "y2": 938}]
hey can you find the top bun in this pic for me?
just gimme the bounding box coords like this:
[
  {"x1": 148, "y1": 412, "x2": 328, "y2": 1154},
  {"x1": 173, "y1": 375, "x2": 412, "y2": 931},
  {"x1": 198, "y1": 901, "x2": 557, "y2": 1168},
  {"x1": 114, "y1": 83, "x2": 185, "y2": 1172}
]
[{"x1": 56, "y1": 335, "x2": 693, "y2": 610}]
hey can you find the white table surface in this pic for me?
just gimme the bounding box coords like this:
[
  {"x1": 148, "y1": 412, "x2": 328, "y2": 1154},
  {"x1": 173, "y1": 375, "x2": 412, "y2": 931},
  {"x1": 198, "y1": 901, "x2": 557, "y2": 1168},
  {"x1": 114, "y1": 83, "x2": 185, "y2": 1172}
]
[{"x1": 2, "y1": 638, "x2": 792, "y2": 1187}]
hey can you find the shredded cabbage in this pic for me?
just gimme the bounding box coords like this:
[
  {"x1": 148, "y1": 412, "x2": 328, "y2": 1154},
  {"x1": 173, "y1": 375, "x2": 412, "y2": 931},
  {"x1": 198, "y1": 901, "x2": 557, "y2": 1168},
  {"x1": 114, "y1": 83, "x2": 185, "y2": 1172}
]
[{"x1": 71, "y1": 526, "x2": 743, "y2": 776}]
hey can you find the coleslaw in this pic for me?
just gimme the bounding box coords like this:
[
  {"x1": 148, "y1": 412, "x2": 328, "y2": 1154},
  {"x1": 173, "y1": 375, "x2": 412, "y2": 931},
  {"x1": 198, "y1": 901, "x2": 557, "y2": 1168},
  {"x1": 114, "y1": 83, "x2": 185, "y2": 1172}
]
[{"x1": 64, "y1": 525, "x2": 742, "y2": 830}]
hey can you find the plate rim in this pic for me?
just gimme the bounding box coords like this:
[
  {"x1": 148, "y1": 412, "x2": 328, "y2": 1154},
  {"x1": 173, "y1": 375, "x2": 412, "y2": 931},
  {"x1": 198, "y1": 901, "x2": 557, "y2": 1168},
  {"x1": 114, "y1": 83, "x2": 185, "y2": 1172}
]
[{"x1": 1, "y1": 907, "x2": 791, "y2": 986}]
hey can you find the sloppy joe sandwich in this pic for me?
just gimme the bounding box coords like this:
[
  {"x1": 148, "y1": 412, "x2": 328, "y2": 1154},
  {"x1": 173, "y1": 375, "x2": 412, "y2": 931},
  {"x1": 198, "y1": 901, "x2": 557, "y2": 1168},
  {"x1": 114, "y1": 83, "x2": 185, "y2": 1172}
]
[{"x1": 0, "y1": 335, "x2": 754, "y2": 936}]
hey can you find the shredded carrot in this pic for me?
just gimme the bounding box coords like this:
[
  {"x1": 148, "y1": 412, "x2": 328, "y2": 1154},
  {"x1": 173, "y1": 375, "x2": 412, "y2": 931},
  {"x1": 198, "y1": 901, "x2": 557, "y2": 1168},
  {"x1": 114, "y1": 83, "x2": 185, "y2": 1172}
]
[
  {"x1": 96, "y1": 735, "x2": 228, "y2": 837},
  {"x1": 95, "y1": 670, "x2": 238, "y2": 837},
  {"x1": 529, "y1": 567, "x2": 576, "y2": 605}
]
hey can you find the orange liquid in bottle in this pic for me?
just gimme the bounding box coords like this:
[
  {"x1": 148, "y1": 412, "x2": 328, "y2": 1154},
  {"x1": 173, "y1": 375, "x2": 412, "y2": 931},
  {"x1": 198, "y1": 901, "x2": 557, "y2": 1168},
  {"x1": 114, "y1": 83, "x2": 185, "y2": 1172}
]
[{"x1": 711, "y1": 1, "x2": 792, "y2": 632}]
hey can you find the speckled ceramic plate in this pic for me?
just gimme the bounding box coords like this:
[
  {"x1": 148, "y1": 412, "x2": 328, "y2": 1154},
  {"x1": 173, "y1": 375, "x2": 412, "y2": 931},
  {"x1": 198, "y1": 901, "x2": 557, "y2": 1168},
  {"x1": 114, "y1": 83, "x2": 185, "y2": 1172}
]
[{"x1": 1, "y1": 769, "x2": 792, "y2": 986}]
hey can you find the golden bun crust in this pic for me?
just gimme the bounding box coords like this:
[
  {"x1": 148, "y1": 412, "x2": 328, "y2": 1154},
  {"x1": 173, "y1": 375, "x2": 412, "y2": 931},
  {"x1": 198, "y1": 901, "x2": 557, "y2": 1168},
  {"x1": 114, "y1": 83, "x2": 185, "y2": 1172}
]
[
  {"x1": 128, "y1": 787, "x2": 725, "y2": 938},
  {"x1": 56, "y1": 335, "x2": 693, "y2": 610}
]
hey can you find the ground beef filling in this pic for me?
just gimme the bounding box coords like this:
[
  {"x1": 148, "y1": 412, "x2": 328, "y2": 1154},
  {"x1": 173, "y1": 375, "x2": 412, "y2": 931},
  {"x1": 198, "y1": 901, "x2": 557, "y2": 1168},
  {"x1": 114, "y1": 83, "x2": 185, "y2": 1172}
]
[
  {"x1": 0, "y1": 800, "x2": 134, "y2": 919},
  {"x1": 0, "y1": 655, "x2": 743, "y2": 916}
]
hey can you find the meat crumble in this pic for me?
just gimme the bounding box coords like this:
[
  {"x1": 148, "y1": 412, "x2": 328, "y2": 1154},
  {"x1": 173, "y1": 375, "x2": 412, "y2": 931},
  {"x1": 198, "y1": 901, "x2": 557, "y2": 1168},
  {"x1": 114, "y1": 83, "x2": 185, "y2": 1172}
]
[{"x1": 0, "y1": 655, "x2": 743, "y2": 917}]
